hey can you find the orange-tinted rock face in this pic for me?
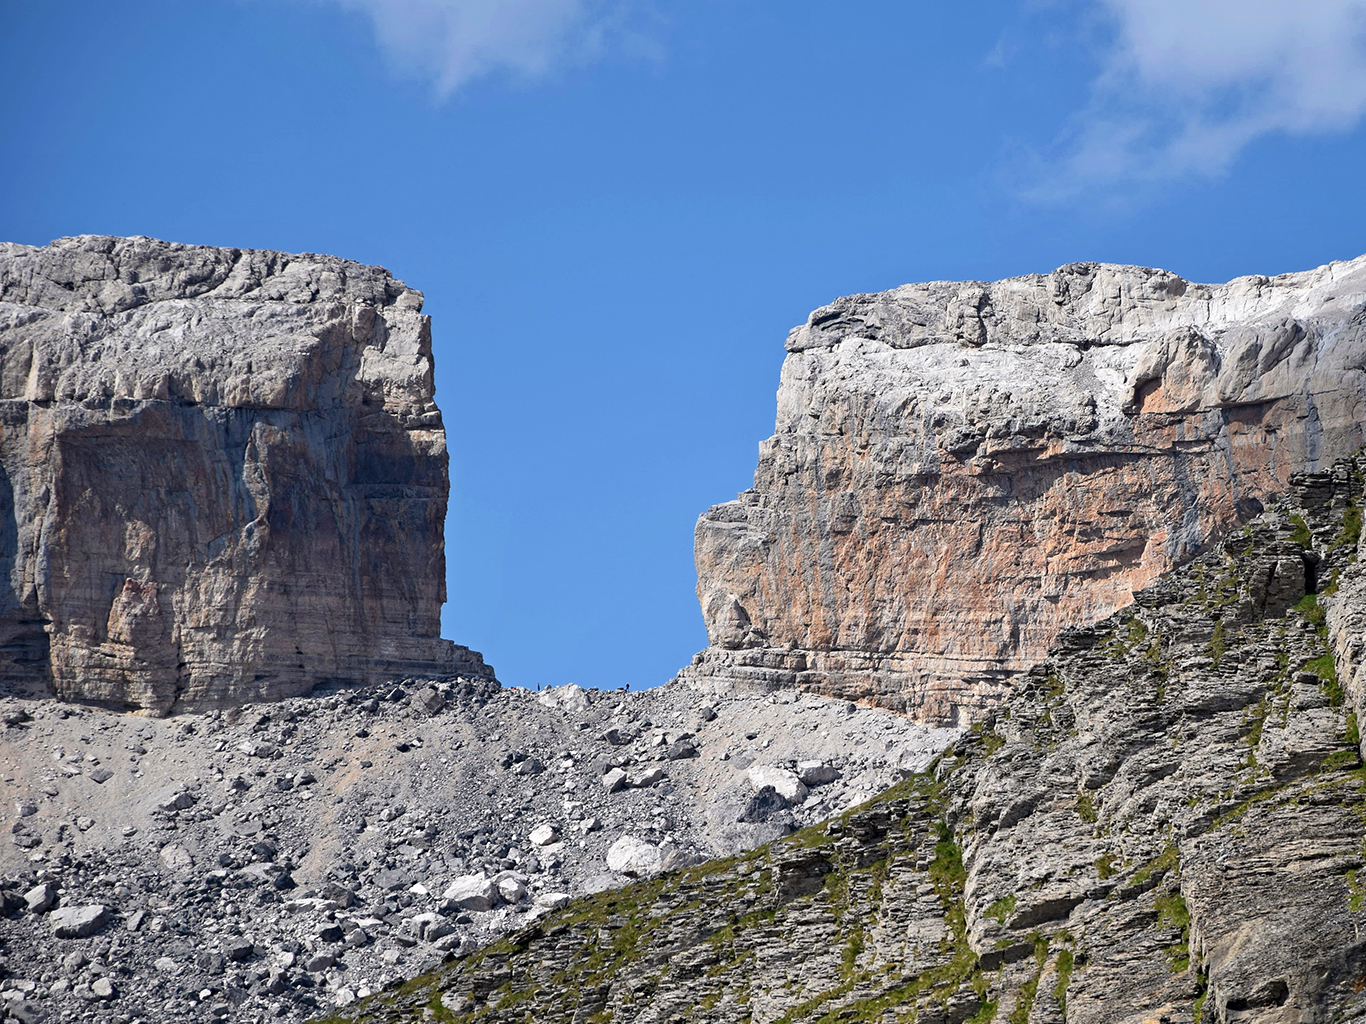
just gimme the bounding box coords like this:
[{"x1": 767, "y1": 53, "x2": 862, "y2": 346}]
[
  {"x1": 682, "y1": 259, "x2": 1366, "y2": 724},
  {"x1": 0, "y1": 235, "x2": 492, "y2": 713}
]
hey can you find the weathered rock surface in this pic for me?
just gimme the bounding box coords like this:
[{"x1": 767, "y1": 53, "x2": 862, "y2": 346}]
[
  {"x1": 0, "y1": 235, "x2": 491, "y2": 712},
  {"x1": 342, "y1": 460, "x2": 1366, "y2": 1024},
  {"x1": 684, "y1": 256, "x2": 1366, "y2": 723}
]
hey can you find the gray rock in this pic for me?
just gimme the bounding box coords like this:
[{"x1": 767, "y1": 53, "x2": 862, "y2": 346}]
[
  {"x1": 158, "y1": 843, "x2": 194, "y2": 872},
  {"x1": 441, "y1": 875, "x2": 498, "y2": 912},
  {"x1": 601, "y1": 768, "x2": 628, "y2": 793},
  {"x1": 528, "y1": 824, "x2": 559, "y2": 846},
  {"x1": 605, "y1": 835, "x2": 662, "y2": 877},
  {"x1": 797, "y1": 761, "x2": 839, "y2": 786},
  {"x1": 154, "y1": 787, "x2": 196, "y2": 813},
  {"x1": 747, "y1": 764, "x2": 808, "y2": 803},
  {"x1": 23, "y1": 882, "x2": 55, "y2": 914},
  {"x1": 631, "y1": 767, "x2": 666, "y2": 788},
  {"x1": 49, "y1": 904, "x2": 107, "y2": 939}
]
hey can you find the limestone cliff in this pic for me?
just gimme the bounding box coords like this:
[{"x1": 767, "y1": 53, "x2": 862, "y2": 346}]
[
  {"x1": 683, "y1": 256, "x2": 1366, "y2": 723},
  {"x1": 328, "y1": 460, "x2": 1366, "y2": 1024},
  {"x1": 0, "y1": 235, "x2": 491, "y2": 713}
]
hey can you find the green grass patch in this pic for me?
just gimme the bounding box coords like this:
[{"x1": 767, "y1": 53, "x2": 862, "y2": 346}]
[
  {"x1": 1208, "y1": 619, "x2": 1227, "y2": 668},
  {"x1": 1290, "y1": 514, "x2": 1313, "y2": 547},
  {"x1": 1076, "y1": 792, "x2": 1098, "y2": 824},
  {"x1": 1321, "y1": 750, "x2": 1362, "y2": 772},
  {"x1": 1053, "y1": 949, "x2": 1074, "y2": 1019},
  {"x1": 1336, "y1": 505, "x2": 1362, "y2": 550},
  {"x1": 1296, "y1": 594, "x2": 1327, "y2": 633},
  {"x1": 984, "y1": 894, "x2": 1017, "y2": 925},
  {"x1": 1304, "y1": 652, "x2": 1343, "y2": 704},
  {"x1": 1348, "y1": 869, "x2": 1366, "y2": 912},
  {"x1": 1131, "y1": 844, "x2": 1179, "y2": 887}
]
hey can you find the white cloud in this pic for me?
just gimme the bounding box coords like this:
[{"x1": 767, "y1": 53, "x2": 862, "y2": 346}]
[
  {"x1": 329, "y1": 0, "x2": 633, "y2": 97},
  {"x1": 1034, "y1": 0, "x2": 1366, "y2": 197}
]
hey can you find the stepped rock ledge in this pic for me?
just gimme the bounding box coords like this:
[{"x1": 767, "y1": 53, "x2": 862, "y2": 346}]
[
  {"x1": 0, "y1": 235, "x2": 492, "y2": 713},
  {"x1": 682, "y1": 256, "x2": 1366, "y2": 723}
]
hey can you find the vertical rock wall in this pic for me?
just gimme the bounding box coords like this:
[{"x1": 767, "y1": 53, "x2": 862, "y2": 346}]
[
  {"x1": 0, "y1": 235, "x2": 491, "y2": 713},
  {"x1": 682, "y1": 257, "x2": 1366, "y2": 723}
]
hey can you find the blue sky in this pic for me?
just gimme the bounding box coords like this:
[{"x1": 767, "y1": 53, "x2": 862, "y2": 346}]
[{"x1": 4, "y1": 1, "x2": 1366, "y2": 689}]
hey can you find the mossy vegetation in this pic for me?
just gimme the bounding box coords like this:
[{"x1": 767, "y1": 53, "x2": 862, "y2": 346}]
[
  {"x1": 1296, "y1": 594, "x2": 1328, "y2": 637},
  {"x1": 1208, "y1": 619, "x2": 1227, "y2": 668},
  {"x1": 1131, "y1": 844, "x2": 1179, "y2": 887},
  {"x1": 1290, "y1": 514, "x2": 1313, "y2": 547},
  {"x1": 1335, "y1": 504, "x2": 1362, "y2": 550},
  {"x1": 1053, "y1": 948, "x2": 1074, "y2": 1019},
  {"x1": 1304, "y1": 652, "x2": 1343, "y2": 704},
  {"x1": 1075, "y1": 792, "x2": 1099, "y2": 824},
  {"x1": 985, "y1": 895, "x2": 1017, "y2": 925}
]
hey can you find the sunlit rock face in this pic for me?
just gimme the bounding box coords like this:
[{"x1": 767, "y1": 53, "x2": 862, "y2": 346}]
[
  {"x1": 683, "y1": 256, "x2": 1366, "y2": 723},
  {"x1": 0, "y1": 235, "x2": 491, "y2": 713}
]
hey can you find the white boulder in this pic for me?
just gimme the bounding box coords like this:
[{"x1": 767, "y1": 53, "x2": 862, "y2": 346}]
[
  {"x1": 747, "y1": 764, "x2": 809, "y2": 803},
  {"x1": 441, "y1": 875, "x2": 499, "y2": 912},
  {"x1": 606, "y1": 835, "x2": 663, "y2": 877}
]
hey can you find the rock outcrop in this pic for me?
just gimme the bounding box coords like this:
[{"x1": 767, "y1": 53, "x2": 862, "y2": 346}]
[
  {"x1": 337, "y1": 458, "x2": 1366, "y2": 1024},
  {"x1": 0, "y1": 235, "x2": 491, "y2": 713},
  {"x1": 683, "y1": 256, "x2": 1366, "y2": 723}
]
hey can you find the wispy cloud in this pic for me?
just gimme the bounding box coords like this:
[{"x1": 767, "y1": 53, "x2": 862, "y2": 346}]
[
  {"x1": 328, "y1": 0, "x2": 639, "y2": 97},
  {"x1": 1031, "y1": 0, "x2": 1366, "y2": 198}
]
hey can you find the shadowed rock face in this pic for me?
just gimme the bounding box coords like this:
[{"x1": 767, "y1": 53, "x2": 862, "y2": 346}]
[
  {"x1": 0, "y1": 235, "x2": 491, "y2": 713},
  {"x1": 683, "y1": 257, "x2": 1366, "y2": 723}
]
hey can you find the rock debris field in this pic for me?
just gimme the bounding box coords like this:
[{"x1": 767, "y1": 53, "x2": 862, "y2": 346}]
[{"x1": 0, "y1": 678, "x2": 956, "y2": 1024}]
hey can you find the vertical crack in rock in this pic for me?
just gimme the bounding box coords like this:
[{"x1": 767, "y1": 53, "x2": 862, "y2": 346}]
[
  {"x1": 0, "y1": 235, "x2": 492, "y2": 712},
  {"x1": 683, "y1": 257, "x2": 1366, "y2": 724}
]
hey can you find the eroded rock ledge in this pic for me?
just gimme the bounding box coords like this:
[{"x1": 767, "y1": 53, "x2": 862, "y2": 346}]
[
  {"x1": 0, "y1": 235, "x2": 491, "y2": 713},
  {"x1": 683, "y1": 256, "x2": 1366, "y2": 723}
]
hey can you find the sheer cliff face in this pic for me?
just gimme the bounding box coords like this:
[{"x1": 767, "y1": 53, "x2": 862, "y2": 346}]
[
  {"x1": 0, "y1": 235, "x2": 490, "y2": 713},
  {"x1": 686, "y1": 257, "x2": 1366, "y2": 723}
]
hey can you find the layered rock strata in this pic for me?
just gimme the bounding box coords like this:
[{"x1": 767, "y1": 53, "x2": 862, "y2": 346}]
[
  {"x1": 683, "y1": 256, "x2": 1366, "y2": 723},
  {"x1": 338, "y1": 459, "x2": 1366, "y2": 1024},
  {"x1": 0, "y1": 235, "x2": 491, "y2": 712}
]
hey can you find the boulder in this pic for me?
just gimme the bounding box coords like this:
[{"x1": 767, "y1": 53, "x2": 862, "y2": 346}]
[
  {"x1": 50, "y1": 904, "x2": 107, "y2": 939},
  {"x1": 606, "y1": 835, "x2": 663, "y2": 877},
  {"x1": 529, "y1": 824, "x2": 559, "y2": 846},
  {"x1": 23, "y1": 882, "x2": 55, "y2": 914},
  {"x1": 797, "y1": 761, "x2": 839, "y2": 786},
  {"x1": 441, "y1": 875, "x2": 499, "y2": 912},
  {"x1": 747, "y1": 765, "x2": 809, "y2": 803}
]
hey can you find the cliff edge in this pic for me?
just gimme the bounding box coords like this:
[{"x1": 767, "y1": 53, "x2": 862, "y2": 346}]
[
  {"x1": 0, "y1": 235, "x2": 492, "y2": 713},
  {"x1": 683, "y1": 256, "x2": 1366, "y2": 723}
]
